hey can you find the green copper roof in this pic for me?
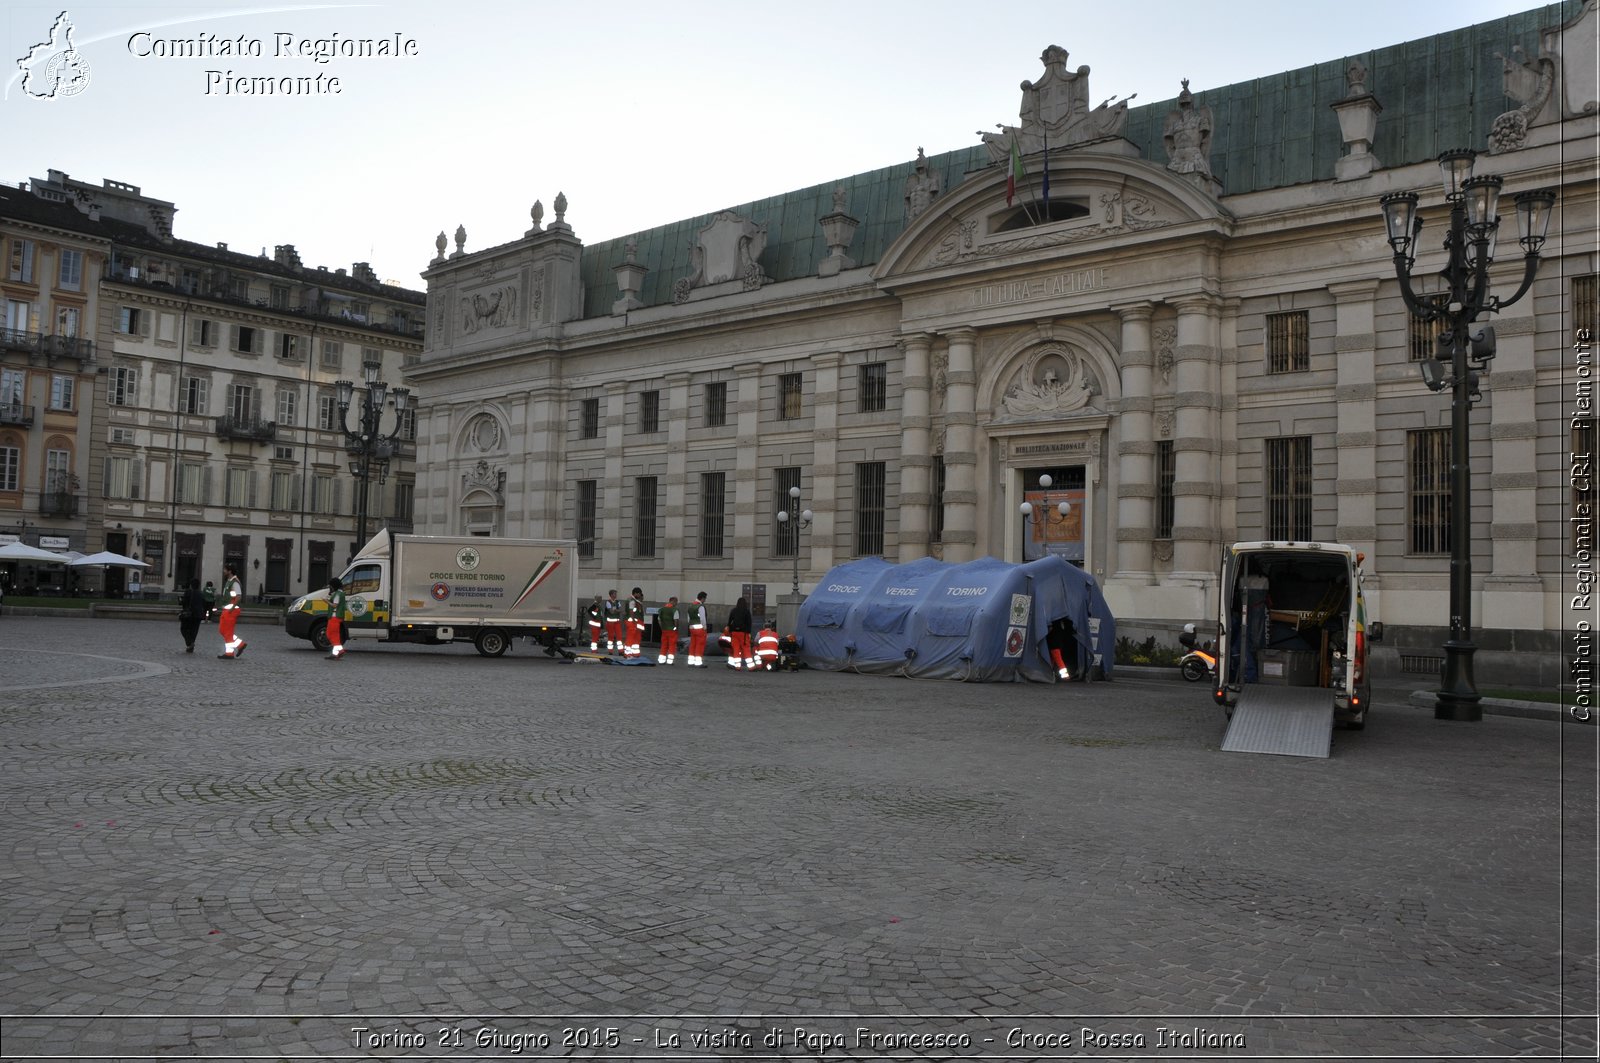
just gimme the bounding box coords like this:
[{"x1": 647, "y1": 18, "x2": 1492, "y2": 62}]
[{"x1": 580, "y1": 2, "x2": 1575, "y2": 319}]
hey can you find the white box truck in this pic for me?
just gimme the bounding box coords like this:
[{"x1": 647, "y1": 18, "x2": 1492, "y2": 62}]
[
  {"x1": 285, "y1": 530, "x2": 579, "y2": 657},
  {"x1": 1211, "y1": 540, "x2": 1383, "y2": 757}
]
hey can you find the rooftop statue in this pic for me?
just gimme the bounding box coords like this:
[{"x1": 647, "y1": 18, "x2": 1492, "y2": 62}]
[{"x1": 979, "y1": 45, "x2": 1134, "y2": 163}]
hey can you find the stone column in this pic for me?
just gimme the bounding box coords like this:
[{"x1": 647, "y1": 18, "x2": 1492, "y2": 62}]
[
  {"x1": 1112, "y1": 303, "x2": 1156, "y2": 582},
  {"x1": 941, "y1": 328, "x2": 979, "y2": 562},
  {"x1": 1328, "y1": 281, "x2": 1380, "y2": 562},
  {"x1": 1482, "y1": 315, "x2": 1541, "y2": 630},
  {"x1": 809, "y1": 352, "x2": 842, "y2": 588},
  {"x1": 898, "y1": 334, "x2": 933, "y2": 562},
  {"x1": 1170, "y1": 296, "x2": 1220, "y2": 578},
  {"x1": 732, "y1": 363, "x2": 762, "y2": 577},
  {"x1": 663, "y1": 371, "x2": 691, "y2": 575},
  {"x1": 523, "y1": 386, "x2": 567, "y2": 540},
  {"x1": 602, "y1": 379, "x2": 627, "y2": 581}
]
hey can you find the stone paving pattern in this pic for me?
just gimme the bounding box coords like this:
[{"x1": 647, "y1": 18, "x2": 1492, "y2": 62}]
[{"x1": 0, "y1": 617, "x2": 1594, "y2": 1061}]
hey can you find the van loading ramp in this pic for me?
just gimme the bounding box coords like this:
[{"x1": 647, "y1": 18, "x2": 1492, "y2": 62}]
[{"x1": 1221, "y1": 684, "x2": 1335, "y2": 758}]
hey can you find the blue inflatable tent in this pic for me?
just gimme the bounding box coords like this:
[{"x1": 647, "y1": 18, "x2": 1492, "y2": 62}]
[{"x1": 796, "y1": 555, "x2": 1115, "y2": 682}]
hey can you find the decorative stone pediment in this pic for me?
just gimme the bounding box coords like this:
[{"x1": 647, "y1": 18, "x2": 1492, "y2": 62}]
[
  {"x1": 978, "y1": 44, "x2": 1134, "y2": 162},
  {"x1": 998, "y1": 344, "x2": 1101, "y2": 419},
  {"x1": 673, "y1": 210, "x2": 771, "y2": 303}
]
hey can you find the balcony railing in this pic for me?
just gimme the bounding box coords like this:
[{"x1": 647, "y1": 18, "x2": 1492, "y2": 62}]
[
  {"x1": 0, "y1": 402, "x2": 35, "y2": 427},
  {"x1": 39, "y1": 491, "x2": 79, "y2": 517},
  {"x1": 0, "y1": 328, "x2": 95, "y2": 362},
  {"x1": 214, "y1": 415, "x2": 278, "y2": 442}
]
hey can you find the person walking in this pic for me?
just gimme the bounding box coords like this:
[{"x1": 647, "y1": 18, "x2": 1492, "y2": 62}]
[
  {"x1": 201, "y1": 581, "x2": 217, "y2": 622},
  {"x1": 657, "y1": 596, "x2": 680, "y2": 665},
  {"x1": 178, "y1": 578, "x2": 207, "y2": 653},
  {"x1": 326, "y1": 577, "x2": 348, "y2": 659},
  {"x1": 216, "y1": 564, "x2": 246, "y2": 659},
  {"x1": 585, "y1": 594, "x2": 604, "y2": 651},
  {"x1": 726, "y1": 596, "x2": 755, "y2": 670},
  {"x1": 686, "y1": 591, "x2": 710, "y2": 668},
  {"x1": 603, "y1": 589, "x2": 624, "y2": 652},
  {"x1": 624, "y1": 587, "x2": 646, "y2": 658}
]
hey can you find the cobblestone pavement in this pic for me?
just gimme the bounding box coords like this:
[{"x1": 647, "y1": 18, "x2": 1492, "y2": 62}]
[{"x1": 1, "y1": 617, "x2": 1594, "y2": 1061}]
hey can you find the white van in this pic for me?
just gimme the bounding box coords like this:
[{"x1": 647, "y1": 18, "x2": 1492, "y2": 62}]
[{"x1": 1212, "y1": 541, "x2": 1383, "y2": 756}]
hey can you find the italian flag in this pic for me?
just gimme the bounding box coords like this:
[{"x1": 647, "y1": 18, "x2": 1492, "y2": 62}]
[{"x1": 1007, "y1": 138, "x2": 1023, "y2": 207}]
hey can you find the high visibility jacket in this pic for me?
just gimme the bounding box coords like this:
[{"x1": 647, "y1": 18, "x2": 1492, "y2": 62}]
[{"x1": 756, "y1": 628, "x2": 780, "y2": 664}]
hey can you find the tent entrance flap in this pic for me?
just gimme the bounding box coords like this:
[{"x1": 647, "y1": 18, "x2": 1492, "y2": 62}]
[{"x1": 1221, "y1": 685, "x2": 1334, "y2": 758}]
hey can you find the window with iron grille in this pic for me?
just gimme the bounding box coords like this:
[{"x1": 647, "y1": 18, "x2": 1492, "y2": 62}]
[
  {"x1": 576, "y1": 480, "x2": 597, "y2": 559},
  {"x1": 1408, "y1": 315, "x2": 1444, "y2": 362},
  {"x1": 773, "y1": 467, "x2": 801, "y2": 557},
  {"x1": 705, "y1": 381, "x2": 727, "y2": 427},
  {"x1": 859, "y1": 362, "x2": 887, "y2": 413},
  {"x1": 1155, "y1": 439, "x2": 1176, "y2": 539},
  {"x1": 634, "y1": 477, "x2": 658, "y2": 558},
  {"x1": 580, "y1": 397, "x2": 599, "y2": 439},
  {"x1": 931, "y1": 455, "x2": 946, "y2": 544},
  {"x1": 1575, "y1": 274, "x2": 1599, "y2": 336},
  {"x1": 1407, "y1": 428, "x2": 1451, "y2": 554},
  {"x1": 1575, "y1": 417, "x2": 1596, "y2": 551},
  {"x1": 700, "y1": 472, "x2": 726, "y2": 558},
  {"x1": 1266, "y1": 310, "x2": 1309, "y2": 373},
  {"x1": 855, "y1": 461, "x2": 886, "y2": 557},
  {"x1": 778, "y1": 372, "x2": 803, "y2": 420},
  {"x1": 1264, "y1": 436, "x2": 1313, "y2": 540},
  {"x1": 640, "y1": 390, "x2": 660, "y2": 433}
]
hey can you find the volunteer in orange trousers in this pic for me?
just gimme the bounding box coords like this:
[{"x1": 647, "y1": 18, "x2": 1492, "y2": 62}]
[{"x1": 217, "y1": 563, "x2": 247, "y2": 659}]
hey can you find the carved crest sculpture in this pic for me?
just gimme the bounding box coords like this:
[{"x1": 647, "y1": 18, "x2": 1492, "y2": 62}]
[
  {"x1": 979, "y1": 45, "x2": 1134, "y2": 163},
  {"x1": 673, "y1": 210, "x2": 771, "y2": 303}
]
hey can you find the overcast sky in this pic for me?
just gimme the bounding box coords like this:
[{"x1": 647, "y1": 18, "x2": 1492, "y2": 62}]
[{"x1": 2, "y1": 0, "x2": 1557, "y2": 287}]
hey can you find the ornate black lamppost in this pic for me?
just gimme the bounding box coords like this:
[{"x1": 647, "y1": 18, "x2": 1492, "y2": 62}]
[
  {"x1": 334, "y1": 362, "x2": 411, "y2": 555},
  {"x1": 776, "y1": 485, "x2": 814, "y2": 597},
  {"x1": 1378, "y1": 148, "x2": 1554, "y2": 721},
  {"x1": 1019, "y1": 473, "x2": 1073, "y2": 557}
]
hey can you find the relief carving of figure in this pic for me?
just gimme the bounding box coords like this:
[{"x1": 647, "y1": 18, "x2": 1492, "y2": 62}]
[
  {"x1": 979, "y1": 45, "x2": 1134, "y2": 162},
  {"x1": 1001, "y1": 348, "x2": 1098, "y2": 417},
  {"x1": 1163, "y1": 79, "x2": 1214, "y2": 177},
  {"x1": 458, "y1": 284, "x2": 519, "y2": 336}
]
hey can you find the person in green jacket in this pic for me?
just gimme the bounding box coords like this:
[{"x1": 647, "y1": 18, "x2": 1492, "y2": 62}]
[
  {"x1": 656, "y1": 596, "x2": 680, "y2": 665},
  {"x1": 327, "y1": 577, "x2": 348, "y2": 659}
]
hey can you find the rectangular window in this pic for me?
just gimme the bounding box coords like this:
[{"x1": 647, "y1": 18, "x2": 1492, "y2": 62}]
[
  {"x1": 1155, "y1": 439, "x2": 1176, "y2": 539},
  {"x1": 270, "y1": 285, "x2": 289, "y2": 310},
  {"x1": 1575, "y1": 274, "x2": 1599, "y2": 336},
  {"x1": 393, "y1": 481, "x2": 414, "y2": 521},
  {"x1": 1407, "y1": 428, "x2": 1452, "y2": 554},
  {"x1": 320, "y1": 339, "x2": 343, "y2": 370},
  {"x1": 45, "y1": 449, "x2": 70, "y2": 493},
  {"x1": 225, "y1": 468, "x2": 254, "y2": 509},
  {"x1": 231, "y1": 325, "x2": 260, "y2": 354},
  {"x1": 580, "y1": 397, "x2": 600, "y2": 439},
  {"x1": 640, "y1": 389, "x2": 660, "y2": 434},
  {"x1": 270, "y1": 469, "x2": 296, "y2": 512},
  {"x1": 773, "y1": 467, "x2": 801, "y2": 557},
  {"x1": 118, "y1": 307, "x2": 144, "y2": 335},
  {"x1": 49, "y1": 374, "x2": 73, "y2": 411},
  {"x1": 0, "y1": 446, "x2": 17, "y2": 492},
  {"x1": 1266, "y1": 310, "x2": 1309, "y2": 373},
  {"x1": 179, "y1": 267, "x2": 201, "y2": 295},
  {"x1": 0, "y1": 368, "x2": 22, "y2": 406},
  {"x1": 705, "y1": 381, "x2": 727, "y2": 427},
  {"x1": 180, "y1": 376, "x2": 209, "y2": 415},
  {"x1": 1408, "y1": 315, "x2": 1443, "y2": 362},
  {"x1": 232, "y1": 278, "x2": 249, "y2": 300},
  {"x1": 176, "y1": 462, "x2": 205, "y2": 505},
  {"x1": 57, "y1": 249, "x2": 83, "y2": 291},
  {"x1": 277, "y1": 333, "x2": 300, "y2": 360},
  {"x1": 229, "y1": 383, "x2": 256, "y2": 422},
  {"x1": 312, "y1": 474, "x2": 336, "y2": 515},
  {"x1": 635, "y1": 476, "x2": 659, "y2": 558},
  {"x1": 276, "y1": 388, "x2": 297, "y2": 427},
  {"x1": 398, "y1": 407, "x2": 416, "y2": 442},
  {"x1": 103, "y1": 455, "x2": 136, "y2": 499},
  {"x1": 855, "y1": 461, "x2": 886, "y2": 557},
  {"x1": 1264, "y1": 436, "x2": 1314, "y2": 541},
  {"x1": 779, "y1": 372, "x2": 803, "y2": 420},
  {"x1": 700, "y1": 472, "x2": 726, "y2": 558},
  {"x1": 108, "y1": 367, "x2": 138, "y2": 407},
  {"x1": 931, "y1": 456, "x2": 946, "y2": 544},
  {"x1": 8, "y1": 238, "x2": 34, "y2": 283},
  {"x1": 190, "y1": 318, "x2": 217, "y2": 347},
  {"x1": 56, "y1": 306, "x2": 80, "y2": 338},
  {"x1": 859, "y1": 362, "x2": 887, "y2": 413},
  {"x1": 576, "y1": 479, "x2": 597, "y2": 559},
  {"x1": 318, "y1": 394, "x2": 338, "y2": 431}
]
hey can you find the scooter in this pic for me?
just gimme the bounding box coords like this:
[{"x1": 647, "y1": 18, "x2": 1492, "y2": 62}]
[{"x1": 1177, "y1": 623, "x2": 1217, "y2": 682}]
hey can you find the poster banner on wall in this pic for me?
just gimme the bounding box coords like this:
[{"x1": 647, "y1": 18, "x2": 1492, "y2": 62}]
[{"x1": 1022, "y1": 489, "x2": 1085, "y2": 562}]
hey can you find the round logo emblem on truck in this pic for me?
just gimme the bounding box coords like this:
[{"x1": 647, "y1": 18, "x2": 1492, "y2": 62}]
[
  {"x1": 456, "y1": 547, "x2": 481, "y2": 571},
  {"x1": 431, "y1": 582, "x2": 451, "y2": 601}
]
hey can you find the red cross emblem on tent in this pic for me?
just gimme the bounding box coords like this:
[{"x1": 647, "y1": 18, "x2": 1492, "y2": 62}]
[{"x1": 1005, "y1": 626, "x2": 1025, "y2": 657}]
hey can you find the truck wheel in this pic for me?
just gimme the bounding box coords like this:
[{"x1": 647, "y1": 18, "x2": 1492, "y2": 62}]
[
  {"x1": 475, "y1": 628, "x2": 510, "y2": 657},
  {"x1": 310, "y1": 619, "x2": 331, "y2": 652}
]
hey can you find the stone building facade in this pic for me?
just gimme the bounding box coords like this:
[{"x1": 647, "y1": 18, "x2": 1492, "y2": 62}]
[
  {"x1": 0, "y1": 172, "x2": 425, "y2": 598},
  {"x1": 410, "y1": 2, "x2": 1595, "y2": 677}
]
